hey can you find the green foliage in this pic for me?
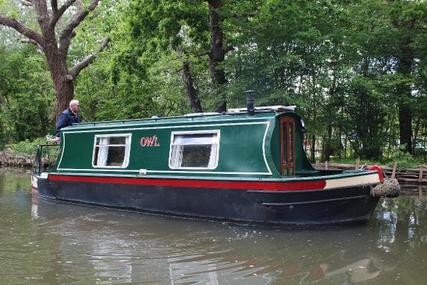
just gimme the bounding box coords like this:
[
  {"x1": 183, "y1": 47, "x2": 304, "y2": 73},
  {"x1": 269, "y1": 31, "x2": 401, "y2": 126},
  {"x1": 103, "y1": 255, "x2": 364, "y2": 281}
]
[
  {"x1": 0, "y1": 122, "x2": 4, "y2": 150},
  {"x1": 1, "y1": 0, "x2": 426, "y2": 164},
  {"x1": 345, "y1": 77, "x2": 387, "y2": 159},
  {"x1": 0, "y1": 45, "x2": 55, "y2": 144},
  {"x1": 6, "y1": 137, "x2": 46, "y2": 155},
  {"x1": 330, "y1": 156, "x2": 426, "y2": 169},
  {"x1": 387, "y1": 145, "x2": 424, "y2": 168}
]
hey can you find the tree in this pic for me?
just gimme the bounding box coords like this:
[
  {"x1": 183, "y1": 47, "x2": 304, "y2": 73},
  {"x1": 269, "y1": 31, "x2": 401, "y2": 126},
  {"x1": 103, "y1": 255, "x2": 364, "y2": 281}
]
[
  {"x1": 121, "y1": 0, "x2": 241, "y2": 113},
  {"x1": 389, "y1": 0, "x2": 427, "y2": 154},
  {"x1": 123, "y1": 0, "x2": 209, "y2": 113},
  {"x1": 0, "y1": 0, "x2": 109, "y2": 116},
  {"x1": 0, "y1": 44, "x2": 54, "y2": 142},
  {"x1": 206, "y1": 0, "x2": 233, "y2": 112},
  {"x1": 348, "y1": 0, "x2": 427, "y2": 155}
]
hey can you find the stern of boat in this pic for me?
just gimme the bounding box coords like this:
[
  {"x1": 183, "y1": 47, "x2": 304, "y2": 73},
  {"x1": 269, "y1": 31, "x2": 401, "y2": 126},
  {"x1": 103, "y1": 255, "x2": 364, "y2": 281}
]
[
  {"x1": 31, "y1": 172, "x2": 49, "y2": 196},
  {"x1": 31, "y1": 143, "x2": 59, "y2": 198}
]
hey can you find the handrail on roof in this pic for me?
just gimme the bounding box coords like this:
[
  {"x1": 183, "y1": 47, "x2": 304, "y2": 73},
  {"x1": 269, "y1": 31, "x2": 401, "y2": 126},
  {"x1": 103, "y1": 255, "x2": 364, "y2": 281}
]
[
  {"x1": 74, "y1": 105, "x2": 296, "y2": 127},
  {"x1": 228, "y1": 105, "x2": 296, "y2": 113}
]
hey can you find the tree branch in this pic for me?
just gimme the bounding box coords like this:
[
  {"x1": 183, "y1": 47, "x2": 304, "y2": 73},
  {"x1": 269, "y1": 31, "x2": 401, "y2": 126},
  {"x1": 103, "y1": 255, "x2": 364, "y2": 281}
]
[
  {"x1": 196, "y1": 51, "x2": 210, "y2": 57},
  {"x1": 231, "y1": 12, "x2": 257, "y2": 19},
  {"x1": 68, "y1": 37, "x2": 110, "y2": 79},
  {"x1": 0, "y1": 15, "x2": 44, "y2": 47},
  {"x1": 59, "y1": 0, "x2": 99, "y2": 55},
  {"x1": 21, "y1": 37, "x2": 43, "y2": 50},
  {"x1": 32, "y1": 0, "x2": 50, "y2": 31},
  {"x1": 20, "y1": 0, "x2": 33, "y2": 7},
  {"x1": 224, "y1": 45, "x2": 234, "y2": 53},
  {"x1": 50, "y1": 0, "x2": 78, "y2": 28},
  {"x1": 51, "y1": 0, "x2": 58, "y2": 13}
]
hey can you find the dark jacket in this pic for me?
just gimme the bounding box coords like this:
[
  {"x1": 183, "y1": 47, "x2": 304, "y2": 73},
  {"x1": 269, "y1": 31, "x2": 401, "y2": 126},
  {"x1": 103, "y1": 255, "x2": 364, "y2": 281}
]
[{"x1": 56, "y1": 108, "x2": 81, "y2": 136}]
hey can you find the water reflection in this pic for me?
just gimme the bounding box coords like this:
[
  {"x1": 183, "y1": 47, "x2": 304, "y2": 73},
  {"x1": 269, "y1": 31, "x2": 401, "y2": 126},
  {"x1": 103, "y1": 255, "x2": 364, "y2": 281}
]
[
  {"x1": 0, "y1": 170, "x2": 427, "y2": 285},
  {"x1": 27, "y1": 197, "x2": 426, "y2": 284}
]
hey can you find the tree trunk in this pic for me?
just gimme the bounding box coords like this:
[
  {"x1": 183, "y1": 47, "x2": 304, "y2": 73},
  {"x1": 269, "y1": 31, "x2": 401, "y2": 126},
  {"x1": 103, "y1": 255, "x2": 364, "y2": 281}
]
[
  {"x1": 54, "y1": 75, "x2": 74, "y2": 118},
  {"x1": 399, "y1": 102, "x2": 413, "y2": 153},
  {"x1": 413, "y1": 117, "x2": 421, "y2": 152},
  {"x1": 397, "y1": 43, "x2": 414, "y2": 154},
  {"x1": 181, "y1": 61, "x2": 203, "y2": 113},
  {"x1": 207, "y1": 0, "x2": 231, "y2": 112},
  {"x1": 322, "y1": 125, "x2": 333, "y2": 161},
  {"x1": 310, "y1": 134, "x2": 316, "y2": 162},
  {"x1": 44, "y1": 44, "x2": 74, "y2": 118}
]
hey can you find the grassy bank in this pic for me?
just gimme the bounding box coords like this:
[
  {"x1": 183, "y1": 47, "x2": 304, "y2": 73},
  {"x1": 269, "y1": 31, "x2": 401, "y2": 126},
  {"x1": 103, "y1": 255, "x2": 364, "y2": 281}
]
[{"x1": 328, "y1": 156, "x2": 427, "y2": 169}]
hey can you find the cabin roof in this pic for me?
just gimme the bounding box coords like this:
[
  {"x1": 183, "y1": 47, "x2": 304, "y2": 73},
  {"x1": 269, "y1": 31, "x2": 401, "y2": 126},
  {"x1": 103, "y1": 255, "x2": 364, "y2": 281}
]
[{"x1": 63, "y1": 106, "x2": 298, "y2": 132}]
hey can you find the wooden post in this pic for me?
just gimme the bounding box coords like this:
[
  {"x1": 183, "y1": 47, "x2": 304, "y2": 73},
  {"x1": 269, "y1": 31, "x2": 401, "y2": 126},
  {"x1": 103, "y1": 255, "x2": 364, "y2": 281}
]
[
  {"x1": 355, "y1": 158, "x2": 360, "y2": 170},
  {"x1": 316, "y1": 160, "x2": 320, "y2": 168},
  {"x1": 419, "y1": 167, "x2": 423, "y2": 183},
  {"x1": 325, "y1": 161, "x2": 329, "y2": 170},
  {"x1": 391, "y1": 162, "x2": 397, "y2": 179}
]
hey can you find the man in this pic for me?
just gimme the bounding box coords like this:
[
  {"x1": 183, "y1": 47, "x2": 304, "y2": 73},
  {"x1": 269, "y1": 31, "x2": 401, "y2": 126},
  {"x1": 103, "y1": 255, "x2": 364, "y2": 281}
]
[{"x1": 56, "y1": 99, "x2": 81, "y2": 137}]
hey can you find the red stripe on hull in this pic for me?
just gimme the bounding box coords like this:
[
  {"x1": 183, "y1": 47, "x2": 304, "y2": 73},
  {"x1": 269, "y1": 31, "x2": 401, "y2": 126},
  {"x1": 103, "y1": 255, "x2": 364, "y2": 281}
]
[{"x1": 48, "y1": 174, "x2": 326, "y2": 191}]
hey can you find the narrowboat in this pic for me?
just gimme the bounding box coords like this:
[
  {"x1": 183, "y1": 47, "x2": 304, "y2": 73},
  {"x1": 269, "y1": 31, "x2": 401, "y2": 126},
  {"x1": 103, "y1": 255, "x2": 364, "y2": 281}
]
[{"x1": 32, "y1": 105, "x2": 398, "y2": 226}]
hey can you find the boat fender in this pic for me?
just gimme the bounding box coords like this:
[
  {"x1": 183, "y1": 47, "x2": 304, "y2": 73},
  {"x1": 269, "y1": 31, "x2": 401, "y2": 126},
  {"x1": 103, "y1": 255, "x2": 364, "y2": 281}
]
[{"x1": 370, "y1": 178, "x2": 400, "y2": 198}]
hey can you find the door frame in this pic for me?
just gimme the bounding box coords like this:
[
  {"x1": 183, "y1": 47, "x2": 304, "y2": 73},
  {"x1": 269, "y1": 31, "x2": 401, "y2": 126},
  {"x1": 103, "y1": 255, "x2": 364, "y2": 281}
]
[{"x1": 280, "y1": 116, "x2": 296, "y2": 176}]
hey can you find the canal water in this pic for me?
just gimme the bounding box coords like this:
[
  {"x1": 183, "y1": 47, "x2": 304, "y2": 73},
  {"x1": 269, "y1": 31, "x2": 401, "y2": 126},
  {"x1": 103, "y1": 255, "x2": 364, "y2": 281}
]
[{"x1": 0, "y1": 169, "x2": 426, "y2": 285}]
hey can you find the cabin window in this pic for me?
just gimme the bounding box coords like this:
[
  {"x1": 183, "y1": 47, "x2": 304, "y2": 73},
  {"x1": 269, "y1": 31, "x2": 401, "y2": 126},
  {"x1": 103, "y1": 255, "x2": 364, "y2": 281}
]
[
  {"x1": 169, "y1": 131, "x2": 219, "y2": 169},
  {"x1": 92, "y1": 134, "x2": 131, "y2": 168}
]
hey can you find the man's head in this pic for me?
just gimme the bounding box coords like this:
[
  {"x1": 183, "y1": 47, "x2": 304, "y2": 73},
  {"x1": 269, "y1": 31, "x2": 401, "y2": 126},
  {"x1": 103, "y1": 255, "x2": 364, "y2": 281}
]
[{"x1": 69, "y1": 99, "x2": 80, "y2": 114}]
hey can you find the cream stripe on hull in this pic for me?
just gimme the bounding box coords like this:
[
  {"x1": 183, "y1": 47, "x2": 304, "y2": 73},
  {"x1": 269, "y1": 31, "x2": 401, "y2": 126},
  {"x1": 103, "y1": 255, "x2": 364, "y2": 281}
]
[{"x1": 324, "y1": 173, "x2": 380, "y2": 190}]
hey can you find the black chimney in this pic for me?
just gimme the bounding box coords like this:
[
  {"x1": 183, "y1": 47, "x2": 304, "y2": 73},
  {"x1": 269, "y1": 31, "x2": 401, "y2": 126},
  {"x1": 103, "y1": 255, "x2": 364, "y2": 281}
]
[{"x1": 245, "y1": 90, "x2": 255, "y2": 115}]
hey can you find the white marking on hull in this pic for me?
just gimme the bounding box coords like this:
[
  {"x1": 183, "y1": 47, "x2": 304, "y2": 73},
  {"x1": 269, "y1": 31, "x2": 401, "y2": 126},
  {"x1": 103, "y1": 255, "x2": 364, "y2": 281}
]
[
  {"x1": 57, "y1": 132, "x2": 66, "y2": 168},
  {"x1": 31, "y1": 173, "x2": 48, "y2": 189},
  {"x1": 262, "y1": 122, "x2": 272, "y2": 175},
  {"x1": 55, "y1": 168, "x2": 271, "y2": 176},
  {"x1": 31, "y1": 176, "x2": 38, "y2": 189}
]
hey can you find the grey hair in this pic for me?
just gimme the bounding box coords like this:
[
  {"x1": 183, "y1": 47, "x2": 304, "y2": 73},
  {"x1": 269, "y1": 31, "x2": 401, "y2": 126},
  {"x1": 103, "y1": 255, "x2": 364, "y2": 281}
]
[{"x1": 69, "y1": 99, "x2": 80, "y2": 107}]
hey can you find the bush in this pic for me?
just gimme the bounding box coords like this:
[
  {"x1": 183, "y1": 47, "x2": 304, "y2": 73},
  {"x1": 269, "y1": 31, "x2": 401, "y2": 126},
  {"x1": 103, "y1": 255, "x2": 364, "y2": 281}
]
[
  {"x1": 6, "y1": 137, "x2": 47, "y2": 155},
  {"x1": 386, "y1": 145, "x2": 420, "y2": 168}
]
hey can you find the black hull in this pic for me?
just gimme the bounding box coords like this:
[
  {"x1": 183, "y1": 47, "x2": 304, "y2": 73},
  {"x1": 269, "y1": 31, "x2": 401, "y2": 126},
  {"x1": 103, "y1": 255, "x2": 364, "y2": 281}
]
[{"x1": 35, "y1": 177, "x2": 380, "y2": 226}]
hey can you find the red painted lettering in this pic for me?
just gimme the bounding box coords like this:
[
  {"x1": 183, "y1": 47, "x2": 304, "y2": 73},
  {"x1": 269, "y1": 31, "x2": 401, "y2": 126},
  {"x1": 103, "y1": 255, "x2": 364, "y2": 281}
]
[{"x1": 140, "y1": 135, "x2": 160, "y2": 147}]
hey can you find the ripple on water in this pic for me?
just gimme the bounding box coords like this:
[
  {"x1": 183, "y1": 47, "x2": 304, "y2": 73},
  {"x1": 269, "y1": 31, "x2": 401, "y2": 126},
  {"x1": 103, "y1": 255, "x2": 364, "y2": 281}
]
[{"x1": 1, "y1": 171, "x2": 427, "y2": 284}]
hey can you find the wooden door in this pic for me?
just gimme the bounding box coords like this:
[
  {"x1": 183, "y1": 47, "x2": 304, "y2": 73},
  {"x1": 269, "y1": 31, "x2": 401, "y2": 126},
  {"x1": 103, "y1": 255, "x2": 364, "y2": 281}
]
[{"x1": 281, "y1": 117, "x2": 296, "y2": 176}]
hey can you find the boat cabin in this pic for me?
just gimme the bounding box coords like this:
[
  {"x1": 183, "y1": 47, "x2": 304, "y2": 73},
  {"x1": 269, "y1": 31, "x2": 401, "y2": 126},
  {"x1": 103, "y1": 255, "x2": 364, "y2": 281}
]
[{"x1": 52, "y1": 106, "x2": 314, "y2": 179}]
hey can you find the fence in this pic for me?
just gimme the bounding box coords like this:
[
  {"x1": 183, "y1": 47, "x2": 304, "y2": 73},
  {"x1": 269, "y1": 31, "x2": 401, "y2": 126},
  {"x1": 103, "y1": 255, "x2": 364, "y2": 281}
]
[{"x1": 316, "y1": 161, "x2": 427, "y2": 186}]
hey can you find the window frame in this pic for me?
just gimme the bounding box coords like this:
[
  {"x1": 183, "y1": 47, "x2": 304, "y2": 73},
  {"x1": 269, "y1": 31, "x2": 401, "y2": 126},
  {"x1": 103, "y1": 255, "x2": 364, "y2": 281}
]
[
  {"x1": 91, "y1": 133, "x2": 132, "y2": 169},
  {"x1": 168, "y1": 130, "x2": 220, "y2": 170}
]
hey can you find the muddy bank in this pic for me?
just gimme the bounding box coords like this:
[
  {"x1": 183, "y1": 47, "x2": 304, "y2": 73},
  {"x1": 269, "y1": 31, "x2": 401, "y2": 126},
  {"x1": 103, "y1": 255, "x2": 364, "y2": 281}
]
[{"x1": 0, "y1": 151, "x2": 34, "y2": 168}]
